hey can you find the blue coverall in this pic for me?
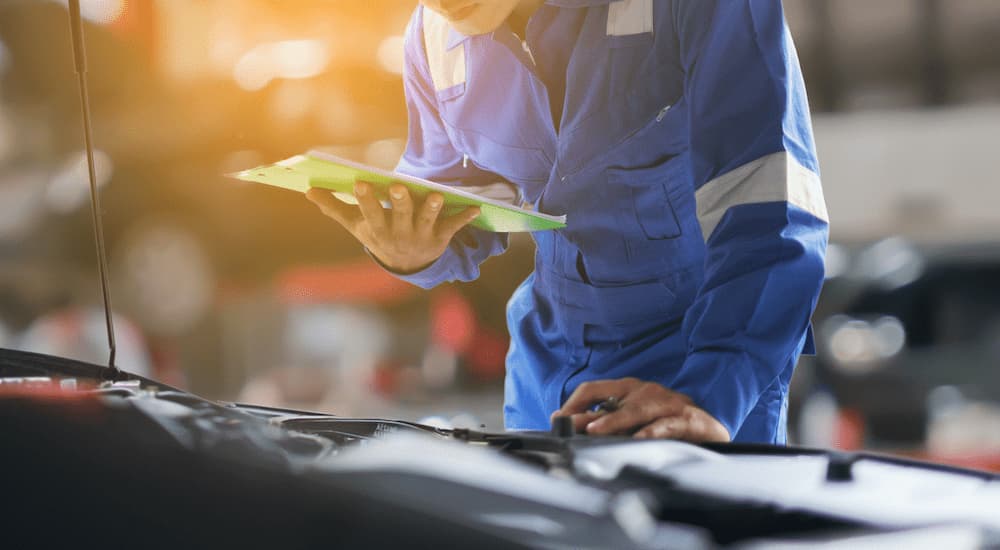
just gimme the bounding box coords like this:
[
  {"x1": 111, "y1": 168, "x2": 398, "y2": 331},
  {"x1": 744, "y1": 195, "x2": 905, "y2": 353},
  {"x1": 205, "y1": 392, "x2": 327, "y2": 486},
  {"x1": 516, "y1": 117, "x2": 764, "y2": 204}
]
[{"x1": 390, "y1": 0, "x2": 829, "y2": 443}]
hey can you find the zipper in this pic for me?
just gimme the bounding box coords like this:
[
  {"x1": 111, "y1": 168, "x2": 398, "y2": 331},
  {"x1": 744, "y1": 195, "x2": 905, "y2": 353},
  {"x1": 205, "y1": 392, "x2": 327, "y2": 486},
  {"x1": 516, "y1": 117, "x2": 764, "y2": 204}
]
[
  {"x1": 656, "y1": 104, "x2": 671, "y2": 122},
  {"x1": 560, "y1": 104, "x2": 674, "y2": 181},
  {"x1": 522, "y1": 40, "x2": 537, "y2": 66}
]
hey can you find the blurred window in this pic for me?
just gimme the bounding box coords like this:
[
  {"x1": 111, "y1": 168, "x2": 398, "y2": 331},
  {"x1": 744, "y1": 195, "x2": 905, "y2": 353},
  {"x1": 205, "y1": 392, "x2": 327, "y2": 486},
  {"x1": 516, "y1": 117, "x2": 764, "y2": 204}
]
[{"x1": 785, "y1": 0, "x2": 1000, "y2": 112}]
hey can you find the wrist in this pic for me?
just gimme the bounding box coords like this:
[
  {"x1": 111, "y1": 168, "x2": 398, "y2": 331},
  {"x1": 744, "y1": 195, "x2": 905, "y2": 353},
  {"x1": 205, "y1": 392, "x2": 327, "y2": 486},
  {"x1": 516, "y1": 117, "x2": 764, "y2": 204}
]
[{"x1": 369, "y1": 249, "x2": 437, "y2": 276}]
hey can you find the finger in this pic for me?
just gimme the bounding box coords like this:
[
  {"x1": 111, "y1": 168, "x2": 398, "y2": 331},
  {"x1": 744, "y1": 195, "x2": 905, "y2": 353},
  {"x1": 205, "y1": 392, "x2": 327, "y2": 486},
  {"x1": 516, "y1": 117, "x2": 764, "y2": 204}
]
[
  {"x1": 354, "y1": 181, "x2": 387, "y2": 235},
  {"x1": 554, "y1": 378, "x2": 641, "y2": 417},
  {"x1": 634, "y1": 417, "x2": 686, "y2": 440},
  {"x1": 388, "y1": 185, "x2": 414, "y2": 238},
  {"x1": 672, "y1": 408, "x2": 730, "y2": 443},
  {"x1": 435, "y1": 206, "x2": 480, "y2": 242},
  {"x1": 415, "y1": 193, "x2": 445, "y2": 239},
  {"x1": 585, "y1": 403, "x2": 654, "y2": 436},
  {"x1": 305, "y1": 189, "x2": 361, "y2": 230},
  {"x1": 586, "y1": 396, "x2": 687, "y2": 436},
  {"x1": 564, "y1": 411, "x2": 604, "y2": 433}
]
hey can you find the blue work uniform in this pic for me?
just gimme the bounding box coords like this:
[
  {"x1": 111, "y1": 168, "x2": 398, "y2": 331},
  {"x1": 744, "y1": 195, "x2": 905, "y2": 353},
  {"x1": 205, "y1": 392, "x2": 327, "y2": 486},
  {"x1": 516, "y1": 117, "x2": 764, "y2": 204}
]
[{"x1": 390, "y1": 0, "x2": 829, "y2": 443}]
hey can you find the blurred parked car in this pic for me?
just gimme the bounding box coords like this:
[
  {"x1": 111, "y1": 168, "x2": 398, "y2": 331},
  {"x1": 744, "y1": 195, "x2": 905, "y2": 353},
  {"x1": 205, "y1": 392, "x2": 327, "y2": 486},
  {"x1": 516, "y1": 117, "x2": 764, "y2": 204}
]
[{"x1": 791, "y1": 239, "x2": 1000, "y2": 470}]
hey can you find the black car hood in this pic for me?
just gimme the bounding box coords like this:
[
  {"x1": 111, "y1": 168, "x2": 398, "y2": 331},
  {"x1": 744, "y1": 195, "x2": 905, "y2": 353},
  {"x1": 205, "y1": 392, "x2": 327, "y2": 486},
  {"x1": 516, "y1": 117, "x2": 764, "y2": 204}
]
[{"x1": 2, "y1": 347, "x2": 998, "y2": 549}]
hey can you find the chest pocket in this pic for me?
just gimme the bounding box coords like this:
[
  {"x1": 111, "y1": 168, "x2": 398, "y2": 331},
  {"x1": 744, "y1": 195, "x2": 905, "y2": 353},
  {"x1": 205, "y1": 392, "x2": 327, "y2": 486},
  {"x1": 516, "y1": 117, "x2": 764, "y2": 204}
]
[
  {"x1": 438, "y1": 95, "x2": 553, "y2": 191},
  {"x1": 443, "y1": 122, "x2": 552, "y2": 187},
  {"x1": 607, "y1": 156, "x2": 686, "y2": 242},
  {"x1": 607, "y1": 0, "x2": 658, "y2": 101},
  {"x1": 608, "y1": 36, "x2": 656, "y2": 108},
  {"x1": 556, "y1": 1, "x2": 683, "y2": 178},
  {"x1": 424, "y1": 16, "x2": 553, "y2": 190}
]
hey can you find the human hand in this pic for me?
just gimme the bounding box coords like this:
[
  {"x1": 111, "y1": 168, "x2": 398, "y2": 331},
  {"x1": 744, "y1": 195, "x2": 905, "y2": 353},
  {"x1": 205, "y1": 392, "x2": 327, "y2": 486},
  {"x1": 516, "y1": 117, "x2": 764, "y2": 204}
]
[
  {"x1": 550, "y1": 378, "x2": 731, "y2": 442},
  {"x1": 306, "y1": 182, "x2": 480, "y2": 274}
]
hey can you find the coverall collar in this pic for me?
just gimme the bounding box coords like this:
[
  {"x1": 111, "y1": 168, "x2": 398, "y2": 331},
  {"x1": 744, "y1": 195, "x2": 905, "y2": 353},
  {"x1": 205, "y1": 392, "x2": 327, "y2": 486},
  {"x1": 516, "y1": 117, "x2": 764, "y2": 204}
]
[
  {"x1": 445, "y1": 28, "x2": 469, "y2": 50},
  {"x1": 544, "y1": 0, "x2": 617, "y2": 6},
  {"x1": 443, "y1": 0, "x2": 618, "y2": 50}
]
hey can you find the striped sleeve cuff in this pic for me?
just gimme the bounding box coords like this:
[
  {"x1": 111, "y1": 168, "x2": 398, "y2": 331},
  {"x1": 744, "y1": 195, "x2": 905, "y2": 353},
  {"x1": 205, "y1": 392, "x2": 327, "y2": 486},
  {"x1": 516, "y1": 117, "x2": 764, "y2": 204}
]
[{"x1": 365, "y1": 247, "x2": 456, "y2": 290}]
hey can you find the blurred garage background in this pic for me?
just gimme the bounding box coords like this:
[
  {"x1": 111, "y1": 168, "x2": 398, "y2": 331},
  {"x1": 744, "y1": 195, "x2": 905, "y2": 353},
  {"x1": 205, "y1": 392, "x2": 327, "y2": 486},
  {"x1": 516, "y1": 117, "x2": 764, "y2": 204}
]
[{"x1": 0, "y1": 0, "x2": 997, "y2": 467}]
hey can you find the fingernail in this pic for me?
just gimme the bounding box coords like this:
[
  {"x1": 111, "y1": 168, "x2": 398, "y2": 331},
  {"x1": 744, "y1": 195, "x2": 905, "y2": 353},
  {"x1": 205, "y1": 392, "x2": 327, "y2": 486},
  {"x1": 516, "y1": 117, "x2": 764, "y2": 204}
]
[
  {"x1": 430, "y1": 200, "x2": 441, "y2": 210},
  {"x1": 391, "y1": 188, "x2": 403, "y2": 200},
  {"x1": 355, "y1": 183, "x2": 367, "y2": 196}
]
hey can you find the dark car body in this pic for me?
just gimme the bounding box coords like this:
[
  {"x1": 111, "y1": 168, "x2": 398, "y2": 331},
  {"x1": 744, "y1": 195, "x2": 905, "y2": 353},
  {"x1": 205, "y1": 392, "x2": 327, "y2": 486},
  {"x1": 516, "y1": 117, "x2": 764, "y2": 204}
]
[{"x1": 3, "y1": 347, "x2": 999, "y2": 549}]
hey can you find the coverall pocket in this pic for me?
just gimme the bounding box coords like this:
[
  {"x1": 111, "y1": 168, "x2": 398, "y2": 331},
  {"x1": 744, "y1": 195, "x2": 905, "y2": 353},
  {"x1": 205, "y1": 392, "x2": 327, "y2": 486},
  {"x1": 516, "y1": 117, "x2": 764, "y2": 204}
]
[
  {"x1": 607, "y1": 31, "x2": 654, "y2": 107},
  {"x1": 607, "y1": 161, "x2": 683, "y2": 241},
  {"x1": 607, "y1": 31, "x2": 654, "y2": 50},
  {"x1": 435, "y1": 83, "x2": 466, "y2": 102},
  {"x1": 443, "y1": 122, "x2": 551, "y2": 185}
]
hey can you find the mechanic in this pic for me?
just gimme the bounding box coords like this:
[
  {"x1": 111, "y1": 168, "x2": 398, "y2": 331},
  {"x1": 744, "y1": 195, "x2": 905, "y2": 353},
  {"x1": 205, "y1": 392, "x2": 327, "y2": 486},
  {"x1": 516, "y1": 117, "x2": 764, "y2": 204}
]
[{"x1": 306, "y1": 0, "x2": 828, "y2": 444}]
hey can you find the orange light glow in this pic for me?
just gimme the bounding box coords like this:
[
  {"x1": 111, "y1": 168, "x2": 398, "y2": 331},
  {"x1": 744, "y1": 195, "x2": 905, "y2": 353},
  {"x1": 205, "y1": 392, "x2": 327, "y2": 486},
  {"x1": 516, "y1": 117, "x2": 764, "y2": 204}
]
[
  {"x1": 55, "y1": 0, "x2": 126, "y2": 26},
  {"x1": 377, "y1": 35, "x2": 406, "y2": 75},
  {"x1": 233, "y1": 39, "x2": 331, "y2": 91}
]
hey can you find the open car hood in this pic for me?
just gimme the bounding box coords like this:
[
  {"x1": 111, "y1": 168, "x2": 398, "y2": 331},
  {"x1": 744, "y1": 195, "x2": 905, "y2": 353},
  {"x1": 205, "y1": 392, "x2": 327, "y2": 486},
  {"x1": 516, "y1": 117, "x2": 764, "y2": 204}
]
[{"x1": 2, "y1": 347, "x2": 999, "y2": 549}]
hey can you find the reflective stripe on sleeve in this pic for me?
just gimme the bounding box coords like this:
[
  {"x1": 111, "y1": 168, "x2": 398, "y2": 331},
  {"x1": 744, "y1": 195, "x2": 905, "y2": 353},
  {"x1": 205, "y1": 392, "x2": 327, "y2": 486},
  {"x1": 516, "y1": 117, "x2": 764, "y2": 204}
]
[
  {"x1": 422, "y1": 9, "x2": 466, "y2": 92},
  {"x1": 695, "y1": 152, "x2": 828, "y2": 241}
]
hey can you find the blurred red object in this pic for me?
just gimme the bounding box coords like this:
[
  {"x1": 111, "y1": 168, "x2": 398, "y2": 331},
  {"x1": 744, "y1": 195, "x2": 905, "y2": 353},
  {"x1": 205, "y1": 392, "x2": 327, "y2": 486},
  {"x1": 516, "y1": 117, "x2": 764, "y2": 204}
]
[
  {"x1": 908, "y1": 452, "x2": 1000, "y2": 473},
  {"x1": 465, "y1": 328, "x2": 507, "y2": 381},
  {"x1": 0, "y1": 382, "x2": 104, "y2": 422},
  {"x1": 430, "y1": 289, "x2": 476, "y2": 354},
  {"x1": 833, "y1": 408, "x2": 865, "y2": 451},
  {"x1": 275, "y1": 261, "x2": 417, "y2": 306}
]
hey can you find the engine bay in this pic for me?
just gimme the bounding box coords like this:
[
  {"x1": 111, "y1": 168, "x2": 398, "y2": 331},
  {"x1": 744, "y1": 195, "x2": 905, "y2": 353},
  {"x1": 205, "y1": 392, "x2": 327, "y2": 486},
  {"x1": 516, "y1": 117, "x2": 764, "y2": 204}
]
[{"x1": 3, "y1": 348, "x2": 998, "y2": 549}]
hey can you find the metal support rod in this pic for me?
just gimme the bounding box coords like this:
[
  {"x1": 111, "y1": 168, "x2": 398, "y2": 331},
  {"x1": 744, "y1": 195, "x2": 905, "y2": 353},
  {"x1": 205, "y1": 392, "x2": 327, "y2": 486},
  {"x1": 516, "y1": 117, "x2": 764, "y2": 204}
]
[{"x1": 68, "y1": 0, "x2": 119, "y2": 378}]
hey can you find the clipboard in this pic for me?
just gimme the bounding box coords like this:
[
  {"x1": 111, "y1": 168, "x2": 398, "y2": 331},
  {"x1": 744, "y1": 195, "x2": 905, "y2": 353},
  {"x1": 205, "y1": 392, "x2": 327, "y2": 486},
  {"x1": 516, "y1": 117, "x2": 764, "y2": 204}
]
[{"x1": 230, "y1": 150, "x2": 567, "y2": 233}]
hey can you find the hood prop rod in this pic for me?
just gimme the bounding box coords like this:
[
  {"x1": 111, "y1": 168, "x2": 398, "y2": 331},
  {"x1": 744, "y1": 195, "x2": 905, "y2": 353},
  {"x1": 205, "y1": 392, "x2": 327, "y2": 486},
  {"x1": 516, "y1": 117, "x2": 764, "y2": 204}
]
[{"x1": 67, "y1": 0, "x2": 120, "y2": 381}]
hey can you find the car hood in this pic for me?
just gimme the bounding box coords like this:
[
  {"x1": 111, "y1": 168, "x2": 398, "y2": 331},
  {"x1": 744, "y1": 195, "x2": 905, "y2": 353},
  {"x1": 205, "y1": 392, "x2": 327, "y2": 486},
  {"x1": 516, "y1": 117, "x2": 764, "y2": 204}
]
[{"x1": 2, "y1": 347, "x2": 998, "y2": 549}]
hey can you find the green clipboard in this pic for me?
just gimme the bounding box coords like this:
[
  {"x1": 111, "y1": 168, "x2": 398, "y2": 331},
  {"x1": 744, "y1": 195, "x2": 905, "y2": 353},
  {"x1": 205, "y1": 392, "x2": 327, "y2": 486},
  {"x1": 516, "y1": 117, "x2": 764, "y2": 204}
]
[{"x1": 229, "y1": 150, "x2": 567, "y2": 233}]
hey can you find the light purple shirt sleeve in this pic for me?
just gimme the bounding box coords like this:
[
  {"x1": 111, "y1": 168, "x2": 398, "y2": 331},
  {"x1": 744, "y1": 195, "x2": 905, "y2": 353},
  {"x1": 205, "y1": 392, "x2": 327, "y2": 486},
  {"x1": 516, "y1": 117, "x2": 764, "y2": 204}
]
[{"x1": 381, "y1": 10, "x2": 509, "y2": 289}]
